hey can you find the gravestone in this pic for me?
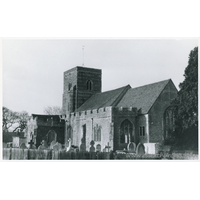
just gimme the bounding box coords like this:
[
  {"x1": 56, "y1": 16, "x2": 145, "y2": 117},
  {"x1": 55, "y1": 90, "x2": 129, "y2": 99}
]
[
  {"x1": 80, "y1": 138, "x2": 86, "y2": 152},
  {"x1": 103, "y1": 142, "x2": 111, "y2": 152},
  {"x1": 136, "y1": 143, "x2": 145, "y2": 156},
  {"x1": 38, "y1": 140, "x2": 48, "y2": 150},
  {"x1": 89, "y1": 140, "x2": 95, "y2": 152},
  {"x1": 96, "y1": 144, "x2": 101, "y2": 152},
  {"x1": 127, "y1": 142, "x2": 136, "y2": 153},
  {"x1": 52, "y1": 142, "x2": 62, "y2": 151},
  {"x1": 50, "y1": 140, "x2": 56, "y2": 149},
  {"x1": 28, "y1": 139, "x2": 36, "y2": 149},
  {"x1": 20, "y1": 143, "x2": 27, "y2": 149}
]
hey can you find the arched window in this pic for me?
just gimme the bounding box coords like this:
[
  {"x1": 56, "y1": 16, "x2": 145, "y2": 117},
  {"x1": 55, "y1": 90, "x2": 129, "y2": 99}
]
[
  {"x1": 120, "y1": 119, "x2": 133, "y2": 144},
  {"x1": 97, "y1": 128, "x2": 101, "y2": 141},
  {"x1": 164, "y1": 107, "x2": 175, "y2": 139},
  {"x1": 94, "y1": 125, "x2": 101, "y2": 142},
  {"x1": 86, "y1": 80, "x2": 92, "y2": 91},
  {"x1": 46, "y1": 130, "x2": 57, "y2": 146},
  {"x1": 67, "y1": 125, "x2": 73, "y2": 141}
]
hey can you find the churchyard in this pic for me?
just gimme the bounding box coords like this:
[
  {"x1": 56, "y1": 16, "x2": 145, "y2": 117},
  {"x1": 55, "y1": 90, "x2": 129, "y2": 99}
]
[{"x1": 3, "y1": 140, "x2": 198, "y2": 160}]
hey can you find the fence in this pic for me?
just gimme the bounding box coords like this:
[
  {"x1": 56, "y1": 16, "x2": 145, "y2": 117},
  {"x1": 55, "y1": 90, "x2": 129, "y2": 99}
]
[
  {"x1": 2, "y1": 148, "x2": 198, "y2": 160},
  {"x1": 3, "y1": 148, "x2": 114, "y2": 160}
]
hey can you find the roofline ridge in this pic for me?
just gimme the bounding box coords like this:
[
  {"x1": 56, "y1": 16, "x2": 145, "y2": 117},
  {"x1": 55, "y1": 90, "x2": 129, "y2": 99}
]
[
  {"x1": 112, "y1": 85, "x2": 132, "y2": 107},
  {"x1": 131, "y1": 79, "x2": 171, "y2": 90},
  {"x1": 84, "y1": 84, "x2": 130, "y2": 96},
  {"x1": 146, "y1": 79, "x2": 173, "y2": 113},
  {"x1": 96, "y1": 85, "x2": 131, "y2": 109}
]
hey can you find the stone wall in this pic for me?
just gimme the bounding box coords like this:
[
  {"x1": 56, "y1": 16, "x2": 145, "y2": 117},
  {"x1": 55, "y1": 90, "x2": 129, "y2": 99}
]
[
  {"x1": 137, "y1": 114, "x2": 148, "y2": 144},
  {"x1": 31, "y1": 115, "x2": 65, "y2": 148},
  {"x1": 62, "y1": 66, "x2": 102, "y2": 114},
  {"x1": 63, "y1": 107, "x2": 112, "y2": 151},
  {"x1": 61, "y1": 106, "x2": 138, "y2": 151},
  {"x1": 112, "y1": 107, "x2": 137, "y2": 150},
  {"x1": 148, "y1": 80, "x2": 177, "y2": 143}
]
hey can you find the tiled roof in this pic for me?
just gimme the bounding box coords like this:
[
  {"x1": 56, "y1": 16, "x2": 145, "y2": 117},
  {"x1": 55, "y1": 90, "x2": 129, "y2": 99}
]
[
  {"x1": 76, "y1": 85, "x2": 131, "y2": 112},
  {"x1": 116, "y1": 79, "x2": 172, "y2": 114}
]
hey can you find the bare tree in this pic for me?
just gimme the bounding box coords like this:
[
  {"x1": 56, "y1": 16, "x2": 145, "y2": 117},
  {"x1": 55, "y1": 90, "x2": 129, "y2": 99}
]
[
  {"x1": 2, "y1": 107, "x2": 30, "y2": 132},
  {"x1": 2, "y1": 107, "x2": 18, "y2": 132},
  {"x1": 43, "y1": 106, "x2": 62, "y2": 115}
]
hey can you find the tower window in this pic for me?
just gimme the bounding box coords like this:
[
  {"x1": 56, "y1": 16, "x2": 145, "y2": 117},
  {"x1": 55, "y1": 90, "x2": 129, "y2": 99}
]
[
  {"x1": 139, "y1": 126, "x2": 145, "y2": 137},
  {"x1": 86, "y1": 80, "x2": 92, "y2": 91},
  {"x1": 68, "y1": 83, "x2": 72, "y2": 91}
]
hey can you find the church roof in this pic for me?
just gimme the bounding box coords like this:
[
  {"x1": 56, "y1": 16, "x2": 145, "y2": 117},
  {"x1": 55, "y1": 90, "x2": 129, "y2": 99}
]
[
  {"x1": 116, "y1": 79, "x2": 173, "y2": 114},
  {"x1": 76, "y1": 85, "x2": 131, "y2": 112},
  {"x1": 76, "y1": 79, "x2": 175, "y2": 114}
]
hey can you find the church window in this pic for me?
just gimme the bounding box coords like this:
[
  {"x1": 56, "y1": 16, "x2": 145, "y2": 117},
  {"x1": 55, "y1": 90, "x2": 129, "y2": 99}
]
[
  {"x1": 97, "y1": 129, "x2": 101, "y2": 141},
  {"x1": 86, "y1": 80, "x2": 92, "y2": 91},
  {"x1": 120, "y1": 119, "x2": 133, "y2": 144},
  {"x1": 164, "y1": 107, "x2": 175, "y2": 139},
  {"x1": 139, "y1": 126, "x2": 145, "y2": 136},
  {"x1": 67, "y1": 126, "x2": 73, "y2": 141},
  {"x1": 94, "y1": 125, "x2": 101, "y2": 142}
]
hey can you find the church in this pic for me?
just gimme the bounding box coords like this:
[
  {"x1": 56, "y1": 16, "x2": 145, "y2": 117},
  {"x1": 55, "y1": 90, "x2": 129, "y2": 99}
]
[{"x1": 27, "y1": 66, "x2": 178, "y2": 154}]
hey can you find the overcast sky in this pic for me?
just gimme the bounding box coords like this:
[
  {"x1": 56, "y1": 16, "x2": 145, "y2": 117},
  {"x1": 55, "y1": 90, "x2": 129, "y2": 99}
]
[{"x1": 2, "y1": 38, "x2": 198, "y2": 115}]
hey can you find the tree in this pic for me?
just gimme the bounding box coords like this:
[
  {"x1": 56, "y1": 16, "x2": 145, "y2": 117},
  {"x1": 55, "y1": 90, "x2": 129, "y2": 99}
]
[
  {"x1": 170, "y1": 47, "x2": 198, "y2": 149},
  {"x1": 2, "y1": 107, "x2": 18, "y2": 132},
  {"x1": 12, "y1": 111, "x2": 30, "y2": 132},
  {"x1": 2, "y1": 107, "x2": 30, "y2": 132},
  {"x1": 43, "y1": 106, "x2": 62, "y2": 115}
]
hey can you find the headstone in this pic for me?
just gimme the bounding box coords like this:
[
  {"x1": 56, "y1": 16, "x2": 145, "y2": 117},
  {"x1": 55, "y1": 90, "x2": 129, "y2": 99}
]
[
  {"x1": 136, "y1": 143, "x2": 145, "y2": 156},
  {"x1": 28, "y1": 139, "x2": 36, "y2": 149},
  {"x1": 127, "y1": 142, "x2": 136, "y2": 153},
  {"x1": 50, "y1": 140, "x2": 56, "y2": 149},
  {"x1": 80, "y1": 138, "x2": 86, "y2": 152},
  {"x1": 96, "y1": 144, "x2": 101, "y2": 152},
  {"x1": 38, "y1": 140, "x2": 48, "y2": 150},
  {"x1": 52, "y1": 142, "x2": 62, "y2": 151},
  {"x1": 89, "y1": 140, "x2": 95, "y2": 152},
  {"x1": 20, "y1": 143, "x2": 27, "y2": 149},
  {"x1": 105, "y1": 142, "x2": 111, "y2": 152},
  {"x1": 7, "y1": 142, "x2": 12, "y2": 148},
  {"x1": 12, "y1": 136, "x2": 20, "y2": 148}
]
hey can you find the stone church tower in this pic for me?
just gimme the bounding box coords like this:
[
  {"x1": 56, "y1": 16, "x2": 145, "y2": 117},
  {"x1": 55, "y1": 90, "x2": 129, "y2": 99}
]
[{"x1": 62, "y1": 66, "x2": 102, "y2": 114}]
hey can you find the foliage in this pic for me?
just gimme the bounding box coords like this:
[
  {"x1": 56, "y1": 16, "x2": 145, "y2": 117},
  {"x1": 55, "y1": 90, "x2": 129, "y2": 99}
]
[
  {"x1": 173, "y1": 47, "x2": 198, "y2": 129},
  {"x1": 12, "y1": 111, "x2": 30, "y2": 132},
  {"x1": 2, "y1": 107, "x2": 30, "y2": 132},
  {"x1": 169, "y1": 47, "x2": 198, "y2": 149},
  {"x1": 43, "y1": 106, "x2": 62, "y2": 115}
]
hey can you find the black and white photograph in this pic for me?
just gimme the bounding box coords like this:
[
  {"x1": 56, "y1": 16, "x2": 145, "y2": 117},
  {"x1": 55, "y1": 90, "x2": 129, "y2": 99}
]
[
  {"x1": 1, "y1": 2, "x2": 200, "y2": 200},
  {"x1": 2, "y1": 38, "x2": 198, "y2": 160}
]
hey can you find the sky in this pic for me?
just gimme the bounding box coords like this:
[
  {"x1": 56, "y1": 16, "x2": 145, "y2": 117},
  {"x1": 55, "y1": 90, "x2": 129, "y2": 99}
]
[{"x1": 2, "y1": 38, "x2": 198, "y2": 115}]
